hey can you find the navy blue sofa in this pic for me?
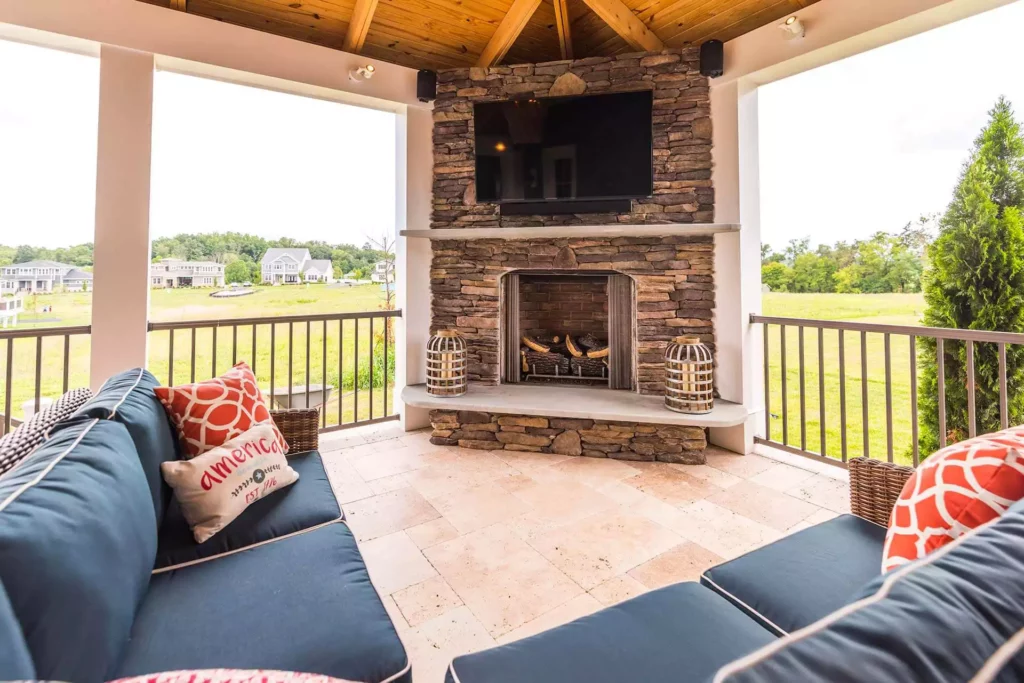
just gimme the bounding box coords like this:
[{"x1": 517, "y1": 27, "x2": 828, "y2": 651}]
[{"x1": 0, "y1": 368, "x2": 409, "y2": 683}]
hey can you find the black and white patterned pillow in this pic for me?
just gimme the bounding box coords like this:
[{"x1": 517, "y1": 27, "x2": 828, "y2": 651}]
[{"x1": 0, "y1": 387, "x2": 93, "y2": 476}]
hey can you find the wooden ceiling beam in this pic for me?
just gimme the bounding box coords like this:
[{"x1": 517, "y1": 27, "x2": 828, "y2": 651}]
[
  {"x1": 579, "y1": 0, "x2": 664, "y2": 52},
  {"x1": 343, "y1": 0, "x2": 380, "y2": 54},
  {"x1": 552, "y1": 0, "x2": 573, "y2": 60},
  {"x1": 169, "y1": 0, "x2": 186, "y2": 11},
  {"x1": 477, "y1": 0, "x2": 543, "y2": 67}
]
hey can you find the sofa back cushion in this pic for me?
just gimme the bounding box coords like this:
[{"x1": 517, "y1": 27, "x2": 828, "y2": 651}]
[
  {"x1": 714, "y1": 499, "x2": 1024, "y2": 682},
  {"x1": 0, "y1": 418, "x2": 158, "y2": 682},
  {"x1": 74, "y1": 368, "x2": 180, "y2": 522},
  {"x1": 0, "y1": 580, "x2": 34, "y2": 680}
]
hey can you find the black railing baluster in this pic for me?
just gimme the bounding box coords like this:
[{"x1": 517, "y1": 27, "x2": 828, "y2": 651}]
[
  {"x1": 212, "y1": 326, "x2": 218, "y2": 378},
  {"x1": 4, "y1": 339, "x2": 12, "y2": 436},
  {"x1": 910, "y1": 336, "x2": 919, "y2": 466},
  {"x1": 305, "y1": 320, "x2": 311, "y2": 411},
  {"x1": 354, "y1": 318, "x2": 360, "y2": 423},
  {"x1": 62, "y1": 334, "x2": 70, "y2": 394},
  {"x1": 370, "y1": 316, "x2": 375, "y2": 421},
  {"x1": 798, "y1": 326, "x2": 806, "y2": 452},
  {"x1": 839, "y1": 330, "x2": 847, "y2": 462},
  {"x1": 780, "y1": 325, "x2": 788, "y2": 446},
  {"x1": 34, "y1": 335, "x2": 42, "y2": 414},
  {"x1": 818, "y1": 327, "x2": 826, "y2": 457},
  {"x1": 168, "y1": 330, "x2": 175, "y2": 385},
  {"x1": 322, "y1": 320, "x2": 327, "y2": 429},
  {"x1": 384, "y1": 316, "x2": 390, "y2": 417},
  {"x1": 338, "y1": 319, "x2": 344, "y2": 427},
  {"x1": 938, "y1": 338, "x2": 946, "y2": 449},
  {"x1": 190, "y1": 327, "x2": 197, "y2": 383}
]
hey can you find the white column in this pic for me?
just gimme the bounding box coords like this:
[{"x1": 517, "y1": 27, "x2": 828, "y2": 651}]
[
  {"x1": 90, "y1": 45, "x2": 154, "y2": 391},
  {"x1": 395, "y1": 105, "x2": 434, "y2": 431},
  {"x1": 709, "y1": 80, "x2": 764, "y2": 454}
]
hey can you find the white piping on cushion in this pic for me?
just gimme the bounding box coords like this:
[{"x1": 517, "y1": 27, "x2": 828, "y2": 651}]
[
  {"x1": 713, "y1": 513, "x2": 1003, "y2": 682},
  {"x1": 0, "y1": 419, "x2": 99, "y2": 513},
  {"x1": 379, "y1": 659, "x2": 411, "y2": 683},
  {"x1": 700, "y1": 574, "x2": 788, "y2": 637},
  {"x1": 108, "y1": 367, "x2": 147, "y2": 419},
  {"x1": 970, "y1": 626, "x2": 1024, "y2": 683},
  {"x1": 447, "y1": 661, "x2": 462, "y2": 683}
]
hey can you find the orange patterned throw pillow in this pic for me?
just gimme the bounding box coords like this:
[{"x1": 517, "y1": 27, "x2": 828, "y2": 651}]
[
  {"x1": 155, "y1": 361, "x2": 288, "y2": 459},
  {"x1": 882, "y1": 426, "x2": 1024, "y2": 572}
]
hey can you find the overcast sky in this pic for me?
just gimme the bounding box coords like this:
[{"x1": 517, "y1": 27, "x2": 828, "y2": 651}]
[{"x1": 759, "y1": 0, "x2": 1024, "y2": 251}]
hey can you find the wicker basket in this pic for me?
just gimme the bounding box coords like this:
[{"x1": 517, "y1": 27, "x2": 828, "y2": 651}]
[
  {"x1": 664, "y1": 336, "x2": 714, "y2": 414},
  {"x1": 427, "y1": 330, "x2": 468, "y2": 396},
  {"x1": 849, "y1": 457, "x2": 914, "y2": 526},
  {"x1": 270, "y1": 408, "x2": 319, "y2": 454}
]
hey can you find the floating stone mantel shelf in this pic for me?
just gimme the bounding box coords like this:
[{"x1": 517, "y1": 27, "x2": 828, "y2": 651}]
[
  {"x1": 400, "y1": 224, "x2": 741, "y2": 241},
  {"x1": 401, "y1": 383, "x2": 750, "y2": 429}
]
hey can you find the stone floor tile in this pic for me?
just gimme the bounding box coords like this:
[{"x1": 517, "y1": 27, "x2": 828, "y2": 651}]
[
  {"x1": 523, "y1": 511, "x2": 682, "y2": 590},
  {"x1": 334, "y1": 436, "x2": 407, "y2": 461},
  {"x1": 367, "y1": 473, "x2": 411, "y2": 495},
  {"x1": 321, "y1": 457, "x2": 374, "y2": 505},
  {"x1": 707, "y1": 480, "x2": 822, "y2": 532},
  {"x1": 495, "y1": 593, "x2": 602, "y2": 645},
  {"x1": 666, "y1": 500, "x2": 783, "y2": 560},
  {"x1": 423, "y1": 524, "x2": 585, "y2": 637},
  {"x1": 547, "y1": 456, "x2": 641, "y2": 489},
  {"x1": 493, "y1": 450, "x2": 574, "y2": 475},
  {"x1": 506, "y1": 479, "x2": 618, "y2": 536},
  {"x1": 588, "y1": 574, "x2": 648, "y2": 607},
  {"x1": 494, "y1": 472, "x2": 539, "y2": 494},
  {"x1": 344, "y1": 487, "x2": 441, "y2": 541},
  {"x1": 627, "y1": 464, "x2": 723, "y2": 508},
  {"x1": 408, "y1": 607, "x2": 496, "y2": 683},
  {"x1": 392, "y1": 576, "x2": 464, "y2": 628},
  {"x1": 406, "y1": 517, "x2": 462, "y2": 550},
  {"x1": 627, "y1": 542, "x2": 724, "y2": 589},
  {"x1": 359, "y1": 531, "x2": 438, "y2": 595},
  {"x1": 379, "y1": 594, "x2": 411, "y2": 636},
  {"x1": 748, "y1": 462, "x2": 818, "y2": 493},
  {"x1": 703, "y1": 450, "x2": 776, "y2": 479},
  {"x1": 668, "y1": 463, "x2": 744, "y2": 489},
  {"x1": 404, "y1": 451, "x2": 517, "y2": 500},
  {"x1": 788, "y1": 474, "x2": 852, "y2": 514},
  {"x1": 431, "y1": 481, "x2": 531, "y2": 535},
  {"x1": 350, "y1": 445, "x2": 432, "y2": 481}
]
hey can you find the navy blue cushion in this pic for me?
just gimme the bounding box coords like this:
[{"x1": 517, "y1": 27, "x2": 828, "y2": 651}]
[
  {"x1": 446, "y1": 583, "x2": 776, "y2": 683},
  {"x1": 716, "y1": 500, "x2": 1024, "y2": 682},
  {"x1": 0, "y1": 418, "x2": 157, "y2": 683},
  {"x1": 117, "y1": 521, "x2": 409, "y2": 683},
  {"x1": 0, "y1": 580, "x2": 34, "y2": 680},
  {"x1": 701, "y1": 514, "x2": 886, "y2": 635},
  {"x1": 154, "y1": 450, "x2": 342, "y2": 569},
  {"x1": 73, "y1": 368, "x2": 180, "y2": 523}
]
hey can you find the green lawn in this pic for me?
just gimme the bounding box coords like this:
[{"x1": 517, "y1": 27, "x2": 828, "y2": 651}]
[
  {"x1": 1, "y1": 284, "x2": 395, "y2": 430},
  {"x1": 761, "y1": 293, "x2": 926, "y2": 466}
]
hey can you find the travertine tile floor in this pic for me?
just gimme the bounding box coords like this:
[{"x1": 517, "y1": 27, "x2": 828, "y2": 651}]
[{"x1": 319, "y1": 424, "x2": 850, "y2": 683}]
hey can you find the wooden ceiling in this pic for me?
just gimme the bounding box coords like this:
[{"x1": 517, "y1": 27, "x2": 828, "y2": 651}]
[{"x1": 139, "y1": 0, "x2": 818, "y2": 72}]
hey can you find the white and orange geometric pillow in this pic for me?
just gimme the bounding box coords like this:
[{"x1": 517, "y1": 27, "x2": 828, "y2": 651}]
[
  {"x1": 110, "y1": 669, "x2": 361, "y2": 683},
  {"x1": 155, "y1": 361, "x2": 288, "y2": 459},
  {"x1": 882, "y1": 425, "x2": 1024, "y2": 572}
]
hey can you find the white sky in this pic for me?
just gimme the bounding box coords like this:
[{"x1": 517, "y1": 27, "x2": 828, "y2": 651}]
[
  {"x1": 0, "y1": 42, "x2": 397, "y2": 250},
  {"x1": 759, "y1": 0, "x2": 1024, "y2": 250}
]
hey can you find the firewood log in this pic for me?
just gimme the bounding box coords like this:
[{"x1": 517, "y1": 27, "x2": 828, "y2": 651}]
[
  {"x1": 586, "y1": 345, "x2": 610, "y2": 359},
  {"x1": 522, "y1": 336, "x2": 551, "y2": 353},
  {"x1": 565, "y1": 334, "x2": 584, "y2": 358}
]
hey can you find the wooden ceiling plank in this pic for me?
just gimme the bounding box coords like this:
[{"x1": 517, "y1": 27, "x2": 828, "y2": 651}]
[
  {"x1": 476, "y1": 0, "x2": 543, "y2": 67},
  {"x1": 342, "y1": 0, "x2": 379, "y2": 52},
  {"x1": 578, "y1": 0, "x2": 663, "y2": 52},
  {"x1": 552, "y1": 0, "x2": 573, "y2": 59},
  {"x1": 170, "y1": 0, "x2": 187, "y2": 9}
]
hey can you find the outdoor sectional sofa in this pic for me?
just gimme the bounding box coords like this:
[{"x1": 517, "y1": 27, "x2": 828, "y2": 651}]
[{"x1": 0, "y1": 368, "x2": 410, "y2": 683}]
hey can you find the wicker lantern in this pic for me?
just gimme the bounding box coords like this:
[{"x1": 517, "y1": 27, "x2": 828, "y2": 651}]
[
  {"x1": 426, "y1": 330, "x2": 468, "y2": 397},
  {"x1": 665, "y1": 336, "x2": 714, "y2": 414}
]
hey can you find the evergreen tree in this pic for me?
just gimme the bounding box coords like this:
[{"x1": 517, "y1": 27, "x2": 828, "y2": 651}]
[{"x1": 919, "y1": 97, "x2": 1024, "y2": 452}]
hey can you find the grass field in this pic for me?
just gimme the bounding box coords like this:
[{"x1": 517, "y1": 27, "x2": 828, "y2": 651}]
[
  {"x1": 1, "y1": 284, "x2": 395, "y2": 430},
  {"x1": 762, "y1": 293, "x2": 926, "y2": 466}
]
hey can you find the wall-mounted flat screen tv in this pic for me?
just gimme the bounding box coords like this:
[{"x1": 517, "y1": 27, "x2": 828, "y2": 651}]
[{"x1": 473, "y1": 90, "x2": 653, "y2": 205}]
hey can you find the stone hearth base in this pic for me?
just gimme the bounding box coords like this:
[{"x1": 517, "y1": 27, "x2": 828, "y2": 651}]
[{"x1": 429, "y1": 410, "x2": 707, "y2": 465}]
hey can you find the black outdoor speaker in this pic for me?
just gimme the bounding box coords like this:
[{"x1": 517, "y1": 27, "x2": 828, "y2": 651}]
[
  {"x1": 417, "y1": 70, "x2": 437, "y2": 102},
  {"x1": 700, "y1": 40, "x2": 724, "y2": 78}
]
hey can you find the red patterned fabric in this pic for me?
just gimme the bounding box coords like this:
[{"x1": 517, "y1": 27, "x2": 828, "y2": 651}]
[
  {"x1": 882, "y1": 425, "x2": 1024, "y2": 572},
  {"x1": 108, "y1": 669, "x2": 360, "y2": 683},
  {"x1": 155, "y1": 362, "x2": 288, "y2": 459}
]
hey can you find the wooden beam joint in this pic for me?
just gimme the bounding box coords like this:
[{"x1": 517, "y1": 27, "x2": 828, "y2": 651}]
[
  {"x1": 580, "y1": 0, "x2": 664, "y2": 52},
  {"x1": 552, "y1": 0, "x2": 573, "y2": 60},
  {"x1": 477, "y1": 0, "x2": 543, "y2": 68}
]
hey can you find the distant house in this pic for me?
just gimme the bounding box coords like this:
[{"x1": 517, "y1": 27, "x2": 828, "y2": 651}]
[
  {"x1": 371, "y1": 259, "x2": 394, "y2": 283},
  {"x1": 150, "y1": 259, "x2": 226, "y2": 288},
  {"x1": 260, "y1": 248, "x2": 334, "y2": 284},
  {"x1": 0, "y1": 261, "x2": 92, "y2": 294}
]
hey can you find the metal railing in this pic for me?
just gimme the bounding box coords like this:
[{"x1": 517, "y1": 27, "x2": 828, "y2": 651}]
[
  {"x1": 148, "y1": 310, "x2": 401, "y2": 432},
  {"x1": 753, "y1": 314, "x2": 1024, "y2": 468},
  {"x1": 0, "y1": 324, "x2": 92, "y2": 436}
]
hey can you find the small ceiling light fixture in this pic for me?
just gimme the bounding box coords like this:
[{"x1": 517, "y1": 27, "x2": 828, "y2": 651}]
[
  {"x1": 349, "y1": 64, "x2": 376, "y2": 82},
  {"x1": 779, "y1": 15, "x2": 805, "y2": 40},
  {"x1": 495, "y1": 142, "x2": 507, "y2": 152}
]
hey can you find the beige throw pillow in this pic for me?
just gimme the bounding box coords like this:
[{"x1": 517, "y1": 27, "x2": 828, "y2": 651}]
[{"x1": 161, "y1": 423, "x2": 300, "y2": 543}]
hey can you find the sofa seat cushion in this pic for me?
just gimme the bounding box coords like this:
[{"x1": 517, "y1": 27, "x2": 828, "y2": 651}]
[
  {"x1": 155, "y1": 450, "x2": 342, "y2": 569},
  {"x1": 0, "y1": 580, "x2": 35, "y2": 680},
  {"x1": 701, "y1": 514, "x2": 886, "y2": 636},
  {"x1": 0, "y1": 418, "x2": 157, "y2": 683},
  {"x1": 74, "y1": 368, "x2": 180, "y2": 522},
  {"x1": 117, "y1": 521, "x2": 410, "y2": 683},
  {"x1": 715, "y1": 499, "x2": 1024, "y2": 682},
  {"x1": 446, "y1": 583, "x2": 776, "y2": 683}
]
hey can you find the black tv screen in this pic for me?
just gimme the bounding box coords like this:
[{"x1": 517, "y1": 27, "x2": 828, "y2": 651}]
[{"x1": 473, "y1": 90, "x2": 653, "y2": 204}]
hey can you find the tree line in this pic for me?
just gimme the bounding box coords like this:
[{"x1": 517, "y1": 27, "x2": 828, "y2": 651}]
[
  {"x1": 761, "y1": 220, "x2": 934, "y2": 294},
  {"x1": 0, "y1": 233, "x2": 387, "y2": 282}
]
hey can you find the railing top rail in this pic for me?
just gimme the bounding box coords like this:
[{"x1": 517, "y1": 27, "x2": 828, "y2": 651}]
[
  {"x1": 148, "y1": 309, "x2": 403, "y2": 331},
  {"x1": 0, "y1": 325, "x2": 92, "y2": 340},
  {"x1": 751, "y1": 314, "x2": 1024, "y2": 345}
]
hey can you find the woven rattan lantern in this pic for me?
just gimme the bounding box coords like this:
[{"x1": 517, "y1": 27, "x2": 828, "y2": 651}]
[
  {"x1": 665, "y1": 336, "x2": 714, "y2": 414},
  {"x1": 426, "y1": 330, "x2": 468, "y2": 397}
]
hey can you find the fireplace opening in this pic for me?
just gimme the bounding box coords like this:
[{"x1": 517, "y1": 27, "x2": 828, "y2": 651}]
[{"x1": 500, "y1": 270, "x2": 635, "y2": 390}]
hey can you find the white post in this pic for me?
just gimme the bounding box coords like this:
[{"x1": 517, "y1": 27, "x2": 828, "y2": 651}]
[
  {"x1": 395, "y1": 105, "x2": 434, "y2": 431},
  {"x1": 90, "y1": 45, "x2": 154, "y2": 391}
]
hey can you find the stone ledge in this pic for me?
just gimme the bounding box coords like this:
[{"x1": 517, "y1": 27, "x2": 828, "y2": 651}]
[
  {"x1": 402, "y1": 224, "x2": 740, "y2": 240},
  {"x1": 402, "y1": 383, "x2": 750, "y2": 429}
]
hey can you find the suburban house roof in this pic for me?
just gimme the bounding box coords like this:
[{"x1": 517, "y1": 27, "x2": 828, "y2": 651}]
[
  {"x1": 261, "y1": 248, "x2": 311, "y2": 265},
  {"x1": 3, "y1": 260, "x2": 75, "y2": 270},
  {"x1": 137, "y1": 0, "x2": 815, "y2": 72},
  {"x1": 304, "y1": 259, "x2": 333, "y2": 275},
  {"x1": 64, "y1": 269, "x2": 93, "y2": 281}
]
